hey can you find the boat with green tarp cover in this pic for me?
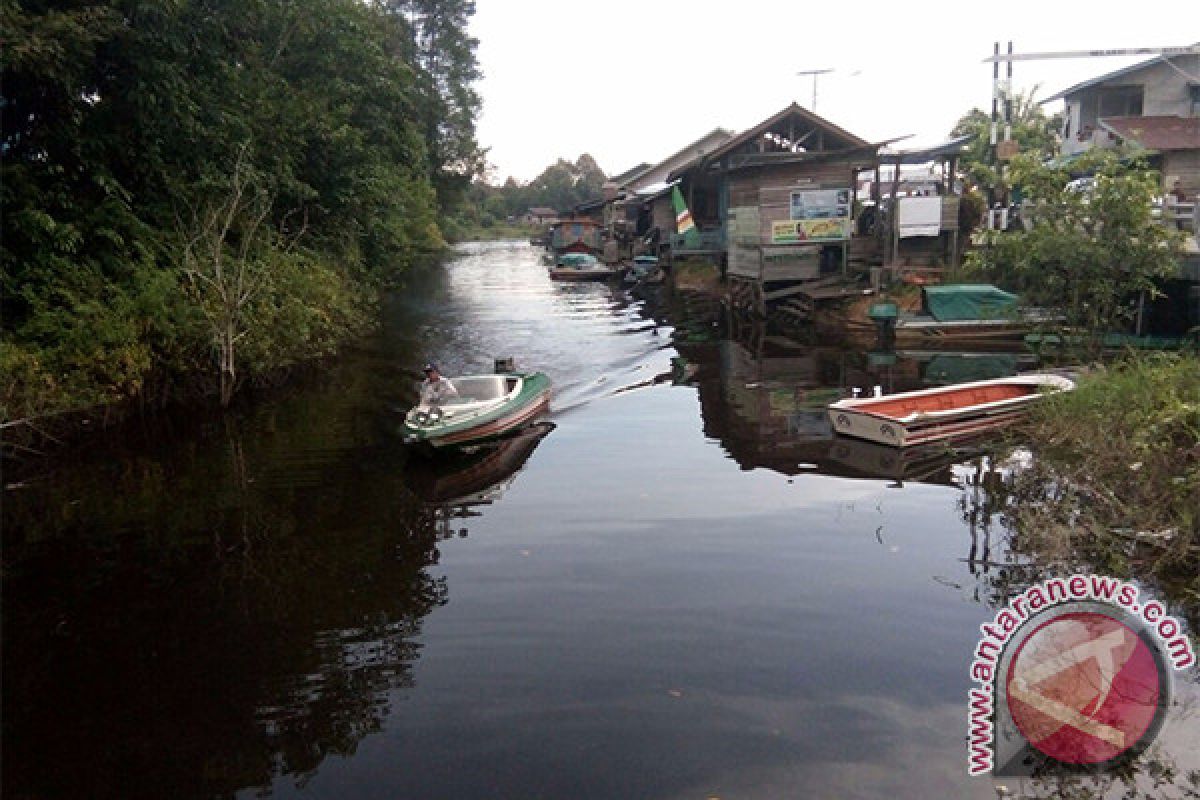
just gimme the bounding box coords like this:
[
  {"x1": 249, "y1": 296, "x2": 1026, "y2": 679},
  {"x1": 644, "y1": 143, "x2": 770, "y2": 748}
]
[
  {"x1": 855, "y1": 284, "x2": 1052, "y2": 345},
  {"x1": 921, "y1": 284, "x2": 1018, "y2": 321},
  {"x1": 401, "y1": 371, "x2": 552, "y2": 448}
]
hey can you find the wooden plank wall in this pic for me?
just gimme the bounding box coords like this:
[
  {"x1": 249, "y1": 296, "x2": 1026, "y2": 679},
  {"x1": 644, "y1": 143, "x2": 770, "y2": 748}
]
[
  {"x1": 940, "y1": 196, "x2": 960, "y2": 231},
  {"x1": 729, "y1": 161, "x2": 857, "y2": 242},
  {"x1": 726, "y1": 160, "x2": 859, "y2": 281},
  {"x1": 651, "y1": 195, "x2": 675, "y2": 235}
]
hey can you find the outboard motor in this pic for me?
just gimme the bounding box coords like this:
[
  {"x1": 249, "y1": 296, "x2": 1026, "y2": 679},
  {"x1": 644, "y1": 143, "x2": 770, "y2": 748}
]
[
  {"x1": 494, "y1": 357, "x2": 515, "y2": 374},
  {"x1": 867, "y1": 302, "x2": 898, "y2": 347}
]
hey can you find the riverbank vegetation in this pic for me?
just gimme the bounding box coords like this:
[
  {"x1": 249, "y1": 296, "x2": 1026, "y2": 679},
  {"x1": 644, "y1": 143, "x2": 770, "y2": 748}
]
[
  {"x1": 999, "y1": 354, "x2": 1199, "y2": 621},
  {"x1": 961, "y1": 150, "x2": 1185, "y2": 339},
  {"x1": 2, "y1": 0, "x2": 482, "y2": 426}
]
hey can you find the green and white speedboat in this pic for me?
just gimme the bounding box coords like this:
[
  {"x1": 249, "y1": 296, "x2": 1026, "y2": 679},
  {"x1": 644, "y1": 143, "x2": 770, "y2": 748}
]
[{"x1": 401, "y1": 371, "x2": 552, "y2": 449}]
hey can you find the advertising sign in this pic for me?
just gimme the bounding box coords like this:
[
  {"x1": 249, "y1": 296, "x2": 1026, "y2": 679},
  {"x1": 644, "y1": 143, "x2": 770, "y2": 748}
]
[
  {"x1": 777, "y1": 188, "x2": 852, "y2": 243},
  {"x1": 770, "y1": 218, "x2": 852, "y2": 244}
]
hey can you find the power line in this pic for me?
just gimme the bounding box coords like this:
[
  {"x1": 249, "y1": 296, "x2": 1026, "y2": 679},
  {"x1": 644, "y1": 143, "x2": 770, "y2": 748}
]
[{"x1": 983, "y1": 45, "x2": 1200, "y2": 63}]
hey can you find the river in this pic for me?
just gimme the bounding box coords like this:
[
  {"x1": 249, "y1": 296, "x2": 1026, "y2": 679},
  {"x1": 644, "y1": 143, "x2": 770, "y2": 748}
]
[{"x1": 3, "y1": 241, "x2": 1196, "y2": 799}]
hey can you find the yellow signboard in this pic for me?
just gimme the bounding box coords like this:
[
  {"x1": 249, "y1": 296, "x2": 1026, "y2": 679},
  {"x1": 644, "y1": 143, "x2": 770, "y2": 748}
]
[{"x1": 771, "y1": 218, "x2": 852, "y2": 243}]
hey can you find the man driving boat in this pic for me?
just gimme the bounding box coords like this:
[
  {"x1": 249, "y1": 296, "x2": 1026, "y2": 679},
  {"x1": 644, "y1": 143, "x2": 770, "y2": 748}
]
[{"x1": 419, "y1": 363, "x2": 459, "y2": 406}]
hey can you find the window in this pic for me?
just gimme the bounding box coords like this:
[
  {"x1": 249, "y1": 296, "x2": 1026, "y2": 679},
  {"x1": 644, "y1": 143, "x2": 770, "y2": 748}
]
[{"x1": 1097, "y1": 86, "x2": 1143, "y2": 118}]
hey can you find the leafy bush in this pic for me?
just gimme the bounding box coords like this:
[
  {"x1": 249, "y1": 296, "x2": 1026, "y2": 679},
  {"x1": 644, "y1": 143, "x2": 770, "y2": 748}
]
[{"x1": 964, "y1": 151, "x2": 1184, "y2": 334}]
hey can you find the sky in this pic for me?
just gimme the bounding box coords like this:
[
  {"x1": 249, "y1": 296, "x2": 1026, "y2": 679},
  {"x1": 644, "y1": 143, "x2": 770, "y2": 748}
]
[{"x1": 469, "y1": 0, "x2": 1198, "y2": 184}]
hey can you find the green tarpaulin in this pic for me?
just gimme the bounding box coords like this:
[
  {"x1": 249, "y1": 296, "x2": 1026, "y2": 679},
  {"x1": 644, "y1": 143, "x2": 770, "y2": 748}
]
[
  {"x1": 923, "y1": 355, "x2": 1018, "y2": 385},
  {"x1": 921, "y1": 285, "x2": 1019, "y2": 322}
]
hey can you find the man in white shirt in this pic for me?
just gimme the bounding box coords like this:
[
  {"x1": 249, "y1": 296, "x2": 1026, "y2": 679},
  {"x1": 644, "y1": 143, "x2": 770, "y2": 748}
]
[{"x1": 419, "y1": 363, "x2": 458, "y2": 406}]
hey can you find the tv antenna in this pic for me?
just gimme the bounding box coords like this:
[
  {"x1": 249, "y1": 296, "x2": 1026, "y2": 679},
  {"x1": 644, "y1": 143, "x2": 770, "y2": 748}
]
[{"x1": 796, "y1": 68, "x2": 834, "y2": 111}]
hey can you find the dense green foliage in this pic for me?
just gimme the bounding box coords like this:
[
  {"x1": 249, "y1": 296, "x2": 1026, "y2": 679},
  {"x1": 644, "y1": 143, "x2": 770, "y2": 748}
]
[
  {"x1": 2, "y1": 0, "x2": 482, "y2": 419},
  {"x1": 962, "y1": 150, "x2": 1184, "y2": 334},
  {"x1": 445, "y1": 154, "x2": 607, "y2": 238},
  {"x1": 950, "y1": 88, "x2": 1062, "y2": 190}
]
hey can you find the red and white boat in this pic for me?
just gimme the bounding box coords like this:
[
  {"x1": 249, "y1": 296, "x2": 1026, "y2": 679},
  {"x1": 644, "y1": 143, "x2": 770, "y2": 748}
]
[{"x1": 827, "y1": 374, "x2": 1075, "y2": 447}]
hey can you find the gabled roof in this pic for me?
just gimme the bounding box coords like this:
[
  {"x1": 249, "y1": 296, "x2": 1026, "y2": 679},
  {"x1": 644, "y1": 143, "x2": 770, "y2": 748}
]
[
  {"x1": 1099, "y1": 115, "x2": 1200, "y2": 150},
  {"x1": 1041, "y1": 50, "x2": 1198, "y2": 103},
  {"x1": 668, "y1": 103, "x2": 869, "y2": 180},
  {"x1": 609, "y1": 162, "x2": 654, "y2": 185},
  {"x1": 573, "y1": 197, "x2": 607, "y2": 213},
  {"x1": 649, "y1": 127, "x2": 736, "y2": 175},
  {"x1": 615, "y1": 128, "x2": 737, "y2": 191}
]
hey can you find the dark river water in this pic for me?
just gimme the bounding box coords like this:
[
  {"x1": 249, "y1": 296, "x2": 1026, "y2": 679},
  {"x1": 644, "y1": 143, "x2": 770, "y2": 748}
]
[{"x1": 3, "y1": 241, "x2": 1197, "y2": 799}]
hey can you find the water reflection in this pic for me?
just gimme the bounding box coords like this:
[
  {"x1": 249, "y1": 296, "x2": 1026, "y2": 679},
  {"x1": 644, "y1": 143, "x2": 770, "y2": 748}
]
[
  {"x1": 2, "y1": 407, "x2": 453, "y2": 797},
  {"x1": 4, "y1": 242, "x2": 1195, "y2": 799},
  {"x1": 2, "y1": 401, "x2": 562, "y2": 799},
  {"x1": 680, "y1": 316, "x2": 1000, "y2": 483},
  {"x1": 404, "y1": 422, "x2": 555, "y2": 538}
]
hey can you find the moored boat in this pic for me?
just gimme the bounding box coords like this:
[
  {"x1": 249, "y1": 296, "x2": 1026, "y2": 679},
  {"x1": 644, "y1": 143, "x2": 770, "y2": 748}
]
[
  {"x1": 548, "y1": 252, "x2": 621, "y2": 281},
  {"x1": 549, "y1": 219, "x2": 603, "y2": 255},
  {"x1": 622, "y1": 254, "x2": 660, "y2": 284},
  {"x1": 402, "y1": 370, "x2": 552, "y2": 448},
  {"x1": 850, "y1": 285, "x2": 1054, "y2": 345},
  {"x1": 827, "y1": 373, "x2": 1074, "y2": 447}
]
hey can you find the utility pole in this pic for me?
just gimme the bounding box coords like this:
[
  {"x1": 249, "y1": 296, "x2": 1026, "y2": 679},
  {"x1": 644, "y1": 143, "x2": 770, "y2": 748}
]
[
  {"x1": 796, "y1": 68, "x2": 834, "y2": 111},
  {"x1": 980, "y1": 42, "x2": 1199, "y2": 230}
]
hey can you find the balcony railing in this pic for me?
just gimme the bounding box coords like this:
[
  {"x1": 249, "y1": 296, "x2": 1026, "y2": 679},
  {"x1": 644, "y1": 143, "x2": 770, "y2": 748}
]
[{"x1": 1164, "y1": 201, "x2": 1195, "y2": 234}]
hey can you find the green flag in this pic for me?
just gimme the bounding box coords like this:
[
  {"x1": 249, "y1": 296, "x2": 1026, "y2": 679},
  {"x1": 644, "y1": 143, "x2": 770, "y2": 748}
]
[{"x1": 672, "y1": 186, "x2": 695, "y2": 235}]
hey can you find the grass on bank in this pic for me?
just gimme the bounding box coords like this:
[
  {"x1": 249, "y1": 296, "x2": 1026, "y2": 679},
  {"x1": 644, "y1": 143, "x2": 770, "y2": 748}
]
[{"x1": 1005, "y1": 353, "x2": 1199, "y2": 609}]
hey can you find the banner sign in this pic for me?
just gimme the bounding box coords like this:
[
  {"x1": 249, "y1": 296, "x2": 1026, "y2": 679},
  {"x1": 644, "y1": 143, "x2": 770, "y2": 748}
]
[
  {"x1": 771, "y1": 218, "x2": 852, "y2": 243},
  {"x1": 778, "y1": 188, "x2": 852, "y2": 242}
]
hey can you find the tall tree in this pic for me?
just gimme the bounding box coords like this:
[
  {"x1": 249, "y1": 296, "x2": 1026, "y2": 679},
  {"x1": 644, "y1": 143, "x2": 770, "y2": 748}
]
[
  {"x1": 2, "y1": 0, "x2": 469, "y2": 420},
  {"x1": 385, "y1": 0, "x2": 485, "y2": 212}
]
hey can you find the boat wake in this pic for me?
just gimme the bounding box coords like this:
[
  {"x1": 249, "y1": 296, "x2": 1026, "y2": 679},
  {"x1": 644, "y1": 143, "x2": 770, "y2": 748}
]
[{"x1": 396, "y1": 241, "x2": 682, "y2": 419}]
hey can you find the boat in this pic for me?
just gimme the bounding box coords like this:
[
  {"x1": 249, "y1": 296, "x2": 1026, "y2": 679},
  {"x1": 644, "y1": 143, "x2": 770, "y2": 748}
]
[
  {"x1": 401, "y1": 370, "x2": 552, "y2": 449},
  {"x1": 622, "y1": 254, "x2": 660, "y2": 285},
  {"x1": 548, "y1": 252, "x2": 621, "y2": 281},
  {"x1": 549, "y1": 219, "x2": 603, "y2": 255},
  {"x1": 827, "y1": 373, "x2": 1074, "y2": 447},
  {"x1": 850, "y1": 285, "x2": 1053, "y2": 345}
]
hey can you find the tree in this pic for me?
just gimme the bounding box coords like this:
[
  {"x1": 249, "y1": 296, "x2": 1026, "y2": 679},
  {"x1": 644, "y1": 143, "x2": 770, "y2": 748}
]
[
  {"x1": 951, "y1": 88, "x2": 1062, "y2": 189},
  {"x1": 964, "y1": 150, "x2": 1184, "y2": 336},
  {"x1": 525, "y1": 154, "x2": 608, "y2": 211},
  {"x1": 384, "y1": 0, "x2": 485, "y2": 212},
  {"x1": 2, "y1": 0, "x2": 470, "y2": 421},
  {"x1": 180, "y1": 147, "x2": 290, "y2": 406}
]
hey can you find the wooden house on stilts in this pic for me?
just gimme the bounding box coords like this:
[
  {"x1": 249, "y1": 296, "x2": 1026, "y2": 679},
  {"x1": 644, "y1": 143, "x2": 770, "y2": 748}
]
[{"x1": 664, "y1": 103, "x2": 883, "y2": 317}]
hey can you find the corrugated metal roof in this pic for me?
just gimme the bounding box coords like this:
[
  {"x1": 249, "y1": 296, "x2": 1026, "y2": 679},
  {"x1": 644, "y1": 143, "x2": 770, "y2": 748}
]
[
  {"x1": 668, "y1": 103, "x2": 869, "y2": 181},
  {"x1": 879, "y1": 134, "x2": 972, "y2": 164},
  {"x1": 632, "y1": 181, "x2": 676, "y2": 198},
  {"x1": 1039, "y1": 52, "x2": 1191, "y2": 103},
  {"x1": 1099, "y1": 115, "x2": 1200, "y2": 150},
  {"x1": 609, "y1": 163, "x2": 654, "y2": 185}
]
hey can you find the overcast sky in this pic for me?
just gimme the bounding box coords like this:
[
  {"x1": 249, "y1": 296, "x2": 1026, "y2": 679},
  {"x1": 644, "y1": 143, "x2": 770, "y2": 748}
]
[{"x1": 469, "y1": 1, "x2": 1197, "y2": 184}]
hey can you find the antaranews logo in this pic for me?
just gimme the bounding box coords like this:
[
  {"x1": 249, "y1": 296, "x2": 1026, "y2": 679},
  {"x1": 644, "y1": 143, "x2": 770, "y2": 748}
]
[{"x1": 967, "y1": 574, "x2": 1195, "y2": 777}]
